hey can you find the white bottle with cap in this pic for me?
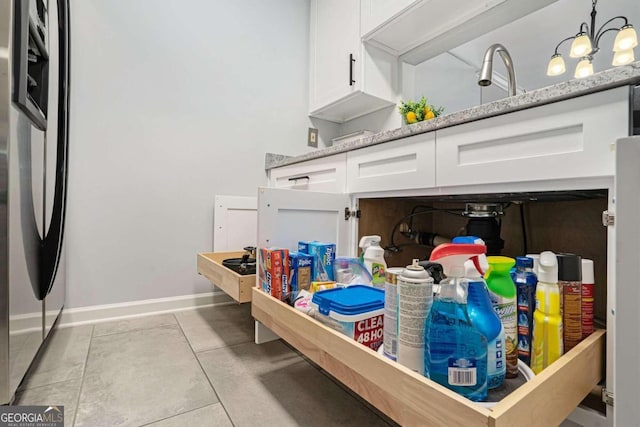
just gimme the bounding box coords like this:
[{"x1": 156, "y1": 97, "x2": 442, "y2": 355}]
[
  {"x1": 359, "y1": 236, "x2": 387, "y2": 288},
  {"x1": 581, "y1": 259, "x2": 595, "y2": 339}
]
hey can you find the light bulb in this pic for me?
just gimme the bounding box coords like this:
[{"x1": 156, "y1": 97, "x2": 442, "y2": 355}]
[
  {"x1": 546, "y1": 54, "x2": 566, "y2": 76},
  {"x1": 614, "y1": 25, "x2": 638, "y2": 52},
  {"x1": 570, "y1": 33, "x2": 592, "y2": 58},
  {"x1": 612, "y1": 48, "x2": 635, "y2": 66},
  {"x1": 574, "y1": 57, "x2": 594, "y2": 78}
]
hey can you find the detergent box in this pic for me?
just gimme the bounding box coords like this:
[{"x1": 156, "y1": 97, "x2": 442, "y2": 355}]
[
  {"x1": 297, "y1": 240, "x2": 317, "y2": 254},
  {"x1": 287, "y1": 252, "x2": 313, "y2": 302},
  {"x1": 311, "y1": 285, "x2": 385, "y2": 351},
  {"x1": 258, "y1": 248, "x2": 289, "y2": 301},
  {"x1": 307, "y1": 242, "x2": 336, "y2": 281}
]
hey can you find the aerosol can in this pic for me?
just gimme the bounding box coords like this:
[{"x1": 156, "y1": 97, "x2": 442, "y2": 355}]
[{"x1": 359, "y1": 236, "x2": 387, "y2": 288}]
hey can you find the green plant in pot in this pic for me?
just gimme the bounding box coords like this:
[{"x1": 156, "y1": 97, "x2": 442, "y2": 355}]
[{"x1": 398, "y1": 97, "x2": 444, "y2": 125}]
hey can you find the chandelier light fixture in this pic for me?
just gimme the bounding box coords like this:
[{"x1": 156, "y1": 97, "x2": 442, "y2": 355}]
[{"x1": 546, "y1": 0, "x2": 638, "y2": 78}]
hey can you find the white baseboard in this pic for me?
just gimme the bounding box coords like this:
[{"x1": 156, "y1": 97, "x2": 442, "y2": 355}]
[{"x1": 57, "y1": 290, "x2": 235, "y2": 328}]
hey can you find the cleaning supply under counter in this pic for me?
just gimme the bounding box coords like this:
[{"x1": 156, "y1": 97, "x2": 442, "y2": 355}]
[
  {"x1": 359, "y1": 235, "x2": 387, "y2": 288},
  {"x1": 531, "y1": 251, "x2": 564, "y2": 374},
  {"x1": 486, "y1": 256, "x2": 518, "y2": 379},
  {"x1": 581, "y1": 259, "x2": 595, "y2": 339},
  {"x1": 397, "y1": 260, "x2": 433, "y2": 373},
  {"x1": 557, "y1": 253, "x2": 583, "y2": 352},
  {"x1": 426, "y1": 243, "x2": 488, "y2": 402},
  {"x1": 310, "y1": 285, "x2": 385, "y2": 351},
  {"x1": 383, "y1": 267, "x2": 404, "y2": 361},
  {"x1": 452, "y1": 236, "x2": 505, "y2": 389},
  {"x1": 512, "y1": 256, "x2": 537, "y2": 366}
]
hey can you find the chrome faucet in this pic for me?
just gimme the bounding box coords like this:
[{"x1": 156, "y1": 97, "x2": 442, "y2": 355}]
[{"x1": 478, "y1": 44, "x2": 517, "y2": 97}]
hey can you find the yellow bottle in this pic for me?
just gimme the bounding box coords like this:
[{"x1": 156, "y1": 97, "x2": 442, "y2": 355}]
[{"x1": 531, "y1": 251, "x2": 564, "y2": 374}]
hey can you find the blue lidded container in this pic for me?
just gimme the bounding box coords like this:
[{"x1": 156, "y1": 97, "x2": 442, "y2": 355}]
[{"x1": 311, "y1": 286, "x2": 385, "y2": 351}]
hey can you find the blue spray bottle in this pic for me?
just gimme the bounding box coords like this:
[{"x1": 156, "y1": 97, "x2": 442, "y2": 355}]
[
  {"x1": 452, "y1": 237, "x2": 506, "y2": 389},
  {"x1": 425, "y1": 243, "x2": 488, "y2": 401}
]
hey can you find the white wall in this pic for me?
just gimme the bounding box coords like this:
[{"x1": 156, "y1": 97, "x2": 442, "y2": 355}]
[{"x1": 66, "y1": 0, "x2": 317, "y2": 308}]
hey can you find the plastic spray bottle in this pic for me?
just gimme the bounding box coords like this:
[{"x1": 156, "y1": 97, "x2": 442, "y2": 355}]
[
  {"x1": 452, "y1": 237, "x2": 505, "y2": 389},
  {"x1": 485, "y1": 256, "x2": 518, "y2": 379},
  {"x1": 512, "y1": 256, "x2": 537, "y2": 366},
  {"x1": 426, "y1": 243, "x2": 488, "y2": 401},
  {"x1": 359, "y1": 236, "x2": 387, "y2": 288},
  {"x1": 530, "y1": 251, "x2": 564, "y2": 374}
]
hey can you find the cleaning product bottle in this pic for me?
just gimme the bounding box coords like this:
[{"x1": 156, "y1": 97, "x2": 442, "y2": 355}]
[
  {"x1": 452, "y1": 237, "x2": 505, "y2": 389},
  {"x1": 531, "y1": 251, "x2": 564, "y2": 374},
  {"x1": 557, "y1": 253, "x2": 582, "y2": 352},
  {"x1": 426, "y1": 243, "x2": 488, "y2": 401},
  {"x1": 485, "y1": 256, "x2": 518, "y2": 378},
  {"x1": 359, "y1": 236, "x2": 386, "y2": 288},
  {"x1": 581, "y1": 259, "x2": 595, "y2": 339},
  {"x1": 512, "y1": 256, "x2": 537, "y2": 366}
]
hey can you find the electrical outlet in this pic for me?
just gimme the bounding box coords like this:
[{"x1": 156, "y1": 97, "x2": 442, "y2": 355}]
[{"x1": 308, "y1": 127, "x2": 318, "y2": 148}]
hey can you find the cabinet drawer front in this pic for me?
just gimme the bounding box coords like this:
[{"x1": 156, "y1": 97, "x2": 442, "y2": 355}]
[
  {"x1": 436, "y1": 87, "x2": 629, "y2": 187},
  {"x1": 346, "y1": 133, "x2": 436, "y2": 193},
  {"x1": 268, "y1": 154, "x2": 347, "y2": 193}
]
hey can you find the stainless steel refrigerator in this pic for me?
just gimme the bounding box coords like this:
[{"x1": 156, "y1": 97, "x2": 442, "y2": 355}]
[{"x1": 0, "y1": 0, "x2": 70, "y2": 404}]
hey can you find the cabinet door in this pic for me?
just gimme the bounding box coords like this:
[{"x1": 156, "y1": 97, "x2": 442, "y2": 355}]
[
  {"x1": 268, "y1": 154, "x2": 347, "y2": 193},
  {"x1": 436, "y1": 87, "x2": 629, "y2": 188},
  {"x1": 257, "y1": 188, "x2": 353, "y2": 257},
  {"x1": 614, "y1": 136, "x2": 640, "y2": 426},
  {"x1": 309, "y1": 0, "x2": 360, "y2": 112},
  {"x1": 346, "y1": 132, "x2": 436, "y2": 194}
]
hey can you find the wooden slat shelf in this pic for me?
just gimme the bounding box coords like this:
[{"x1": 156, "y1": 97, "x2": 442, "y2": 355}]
[
  {"x1": 197, "y1": 252, "x2": 255, "y2": 303},
  {"x1": 251, "y1": 287, "x2": 605, "y2": 427}
]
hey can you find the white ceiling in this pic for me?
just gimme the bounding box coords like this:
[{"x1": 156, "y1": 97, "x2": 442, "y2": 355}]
[{"x1": 448, "y1": 0, "x2": 640, "y2": 91}]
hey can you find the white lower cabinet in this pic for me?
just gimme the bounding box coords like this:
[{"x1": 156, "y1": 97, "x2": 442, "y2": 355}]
[
  {"x1": 256, "y1": 88, "x2": 637, "y2": 426},
  {"x1": 254, "y1": 184, "x2": 612, "y2": 426},
  {"x1": 268, "y1": 153, "x2": 346, "y2": 193},
  {"x1": 436, "y1": 86, "x2": 629, "y2": 188},
  {"x1": 346, "y1": 132, "x2": 436, "y2": 194}
]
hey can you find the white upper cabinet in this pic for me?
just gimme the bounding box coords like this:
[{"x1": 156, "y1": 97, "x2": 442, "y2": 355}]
[
  {"x1": 309, "y1": 0, "x2": 397, "y2": 123},
  {"x1": 362, "y1": 0, "x2": 557, "y2": 65},
  {"x1": 360, "y1": 0, "x2": 418, "y2": 37}
]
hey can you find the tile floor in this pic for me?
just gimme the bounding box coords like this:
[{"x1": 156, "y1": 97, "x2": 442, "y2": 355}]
[{"x1": 14, "y1": 303, "x2": 395, "y2": 427}]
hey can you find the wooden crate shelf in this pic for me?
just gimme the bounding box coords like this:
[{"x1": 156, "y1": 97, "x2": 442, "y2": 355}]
[
  {"x1": 197, "y1": 252, "x2": 255, "y2": 303},
  {"x1": 251, "y1": 288, "x2": 605, "y2": 426}
]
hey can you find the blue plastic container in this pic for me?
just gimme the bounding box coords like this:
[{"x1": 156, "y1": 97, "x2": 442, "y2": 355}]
[{"x1": 311, "y1": 286, "x2": 385, "y2": 351}]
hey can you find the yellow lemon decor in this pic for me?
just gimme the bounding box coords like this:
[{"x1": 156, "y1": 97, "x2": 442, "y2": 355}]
[{"x1": 398, "y1": 97, "x2": 444, "y2": 125}]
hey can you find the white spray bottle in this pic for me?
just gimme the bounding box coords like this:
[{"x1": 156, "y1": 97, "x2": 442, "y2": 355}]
[{"x1": 359, "y1": 235, "x2": 387, "y2": 288}]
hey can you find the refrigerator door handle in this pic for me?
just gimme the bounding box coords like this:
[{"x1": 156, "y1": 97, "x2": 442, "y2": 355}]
[{"x1": 38, "y1": 0, "x2": 70, "y2": 300}]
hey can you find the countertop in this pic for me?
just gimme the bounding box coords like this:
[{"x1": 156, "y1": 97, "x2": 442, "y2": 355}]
[{"x1": 266, "y1": 61, "x2": 640, "y2": 170}]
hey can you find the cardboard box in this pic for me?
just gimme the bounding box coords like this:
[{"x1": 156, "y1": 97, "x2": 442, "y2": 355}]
[
  {"x1": 297, "y1": 240, "x2": 317, "y2": 254},
  {"x1": 288, "y1": 252, "x2": 313, "y2": 301},
  {"x1": 308, "y1": 242, "x2": 336, "y2": 281},
  {"x1": 259, "y1": 248, "x2": 289, "y2": 300}
]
